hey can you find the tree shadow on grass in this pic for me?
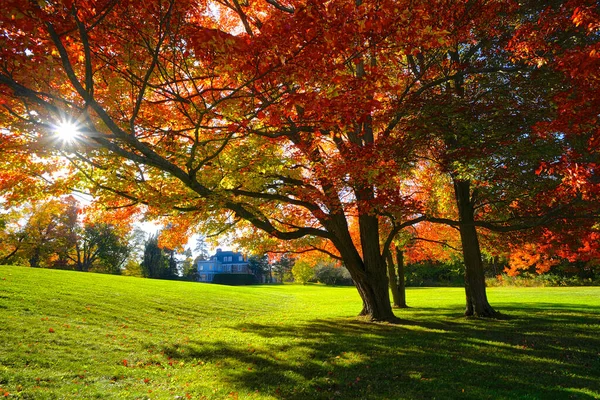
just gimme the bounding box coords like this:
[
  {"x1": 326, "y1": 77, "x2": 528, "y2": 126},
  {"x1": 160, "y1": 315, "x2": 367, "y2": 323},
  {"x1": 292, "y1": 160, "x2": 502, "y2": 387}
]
[{"x1": 154, "y1": 306, "x2": 600, "y2": 399}]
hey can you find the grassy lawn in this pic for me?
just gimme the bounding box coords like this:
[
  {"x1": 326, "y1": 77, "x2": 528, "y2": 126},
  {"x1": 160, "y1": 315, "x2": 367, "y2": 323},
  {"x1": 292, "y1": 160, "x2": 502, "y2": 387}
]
[{"x1": 0, "y1": 265, "x2": 599, "y2": 399}]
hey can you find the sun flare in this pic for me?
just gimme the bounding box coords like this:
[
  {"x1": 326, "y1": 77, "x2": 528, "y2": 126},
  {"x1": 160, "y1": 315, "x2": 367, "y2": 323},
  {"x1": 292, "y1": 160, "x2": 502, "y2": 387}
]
[{"x1": 54, "y1": 120, "x2": 81, "y2": 143}]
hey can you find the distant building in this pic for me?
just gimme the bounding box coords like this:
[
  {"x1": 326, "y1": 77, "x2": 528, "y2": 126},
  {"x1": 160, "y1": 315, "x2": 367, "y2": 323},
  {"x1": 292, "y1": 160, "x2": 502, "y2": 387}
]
[{"x1": 196, "y1": 248, "x2": 250, "y2": 282}]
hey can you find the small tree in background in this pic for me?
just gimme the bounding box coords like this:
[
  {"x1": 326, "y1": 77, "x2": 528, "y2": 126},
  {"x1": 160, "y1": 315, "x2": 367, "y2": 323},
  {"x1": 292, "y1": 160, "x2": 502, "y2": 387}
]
[
  {"x1": 140, "y1": 234, "x2": 168, "y2": 279},
  {"x1": 70, "y1": 223, "x2": 130, "y2": 274},
  {"x1": 194, "y1": 236, "x2": 210, "y2": 261},
  {"x1": 272, "y1": 254, "x2": 295, "y2": 283},
  {"x1": 314, "y1": 262, "x2": 354, "y2": 286},
  {"x1": 292, "y1": 260, "x2": 314, "y2": 285},
  {"x1": 248, "y1": 254, "x2": 270, "y2": 283},
  {"x1": 182, "y1": 248, "x2": 199, "y2": 281}
]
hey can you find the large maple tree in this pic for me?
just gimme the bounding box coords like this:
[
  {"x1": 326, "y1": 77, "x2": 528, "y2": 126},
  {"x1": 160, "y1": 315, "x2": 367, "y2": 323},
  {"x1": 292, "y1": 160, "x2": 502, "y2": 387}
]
[
  {"x1": 492, "y1": 1, "x2": 600, "y2": 283},
  {"x1": 391, "y1": 0, "x2": 599, "y2": 316},
  {"x1": 1, "y1": 0, "x2": 598, "y2": 321}
]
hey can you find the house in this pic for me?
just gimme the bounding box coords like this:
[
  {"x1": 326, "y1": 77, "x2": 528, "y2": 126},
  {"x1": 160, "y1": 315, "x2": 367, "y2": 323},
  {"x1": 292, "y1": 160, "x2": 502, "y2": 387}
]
[{"x1": 196, "y1": 248, "x2": 250, "y2": 282}]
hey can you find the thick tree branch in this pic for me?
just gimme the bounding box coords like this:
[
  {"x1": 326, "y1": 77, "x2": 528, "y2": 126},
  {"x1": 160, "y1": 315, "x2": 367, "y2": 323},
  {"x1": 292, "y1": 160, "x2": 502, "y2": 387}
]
[
  {"x1": 381, "y1": 215, "x2": 427, "y2": 258},
  {"x1": 228, "y1": 188, "x2": 322, "y2": 213}
]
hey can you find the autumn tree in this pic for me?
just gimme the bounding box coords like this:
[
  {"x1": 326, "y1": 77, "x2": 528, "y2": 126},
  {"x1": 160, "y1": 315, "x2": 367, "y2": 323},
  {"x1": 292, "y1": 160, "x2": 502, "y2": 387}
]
[
  {"x1": 0, "y1": 0, "x2": 423, "y2": 321},
  {"x1": 69, "y1": 222, "x2": 130, "y2": 273},
  {"x1": 2, "y1": 0, "x2": 597, "y2": 320},
  {"x1": 0, "y1": 198, "x2": 78, "y2": 268},
  {"x1": 0, "y1": 209, "x2": 28, "y2": 265},
  {"x1": 291, "y1": 259, "x2": 314, "y2": 285},
  {"x1": 503, "y1": 2, "x2": 600, "y2": 277},
  {"x1": 385, "y1": 0, "x2": 600, "y2": 316},
  {"x1": 0, "y1": 196, "x2": 137, "y2": 272}
]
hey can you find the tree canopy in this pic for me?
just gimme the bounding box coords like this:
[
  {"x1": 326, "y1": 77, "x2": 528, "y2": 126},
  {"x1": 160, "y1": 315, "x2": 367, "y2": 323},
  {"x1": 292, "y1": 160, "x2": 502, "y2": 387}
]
[{"x1": 1, "y1": 0, "x2": 598, "y2": 320}]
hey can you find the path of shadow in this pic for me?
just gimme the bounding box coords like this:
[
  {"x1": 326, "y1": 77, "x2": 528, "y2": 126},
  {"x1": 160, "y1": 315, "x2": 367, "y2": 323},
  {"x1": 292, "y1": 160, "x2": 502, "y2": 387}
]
[{"x1": 150, "y1": 306, "x2": 600, "y2": 399}]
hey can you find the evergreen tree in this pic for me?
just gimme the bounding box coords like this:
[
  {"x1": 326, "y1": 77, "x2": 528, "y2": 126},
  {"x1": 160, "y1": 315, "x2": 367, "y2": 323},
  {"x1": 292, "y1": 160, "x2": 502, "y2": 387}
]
[
  {"x1": 140, "y1": 234, "x2": 169, "y2": 279},
  {"x1": 194, "y1": 235, "x2": 210, "y2": 261},
  {"x1": 248, "y1": 254, "x2": 270, "y2": 283}
]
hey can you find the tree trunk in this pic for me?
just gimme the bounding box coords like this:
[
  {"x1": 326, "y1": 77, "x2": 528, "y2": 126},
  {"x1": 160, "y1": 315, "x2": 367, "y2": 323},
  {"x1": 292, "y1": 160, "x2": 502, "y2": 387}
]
[
  {"x1": 358, "y1": 214, "x2": 398, "y2": 322},
  {"x1": 350, "y1": 257, "x2": 398, "y2": 322},
  {"x1": 386, "y1": 248, "x2": 407, "y2": 308},
  {"x1": 395, "y1": 247, "x2": 408, "y2": 308},
  {"x1": 326, "y1": 213, "x2": 398, "y2": 322},
  {"x1": 385, "y1": 250, "x2": 402, "y2": 308},
  {"x1": 333, "y1": 243, "x2": 399, "y2": 322},
  {"x1": 454, "y1": 179, "x2": 498, "y2": 317},
  {"x1": 29, "y1": 248, "x2": 40, "y2": 268}
]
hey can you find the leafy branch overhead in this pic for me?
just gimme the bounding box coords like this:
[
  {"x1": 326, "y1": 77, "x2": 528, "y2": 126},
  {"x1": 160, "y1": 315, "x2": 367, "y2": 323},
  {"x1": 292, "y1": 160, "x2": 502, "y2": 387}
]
[{"x1": 1, "y1": 0, "x2": 598, "y2": 320}]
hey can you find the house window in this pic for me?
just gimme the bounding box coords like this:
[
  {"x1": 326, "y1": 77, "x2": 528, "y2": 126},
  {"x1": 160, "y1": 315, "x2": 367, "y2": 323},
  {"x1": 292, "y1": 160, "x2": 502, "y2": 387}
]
[
  {"x1": 199, "y1": 265, "x2": 204, "y2": 271},
  {"x1": 238, "y1": 256, "x2": 243, "y2": 261},
  {"x1": 200, "y1": 274, "x2": 207, "y2": 281}
]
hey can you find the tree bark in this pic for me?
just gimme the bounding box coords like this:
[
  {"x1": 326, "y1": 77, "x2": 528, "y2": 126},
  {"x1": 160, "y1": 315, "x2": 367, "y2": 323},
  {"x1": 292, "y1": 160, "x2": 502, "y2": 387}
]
[
  {"x1": 357, "y1": 213, "x2": 398, "y2": 322},
  {"x1": 386, "y1": 247, "x2": 407, "y2": 308},
  {"x1": 354, "y1": 260, "x2": 397, "y2": 322},
  {"x1": 326, "y1": 213, "x2": 398, "y2": 322},
  {"x1": 395, "y1": 247, "x2": 408, "y2": 308},
  {"x1": 335, "y1": 243, "x2": 398, "y2": 322},
  {"x1": 454, "y1": 179, "x2": 498, "y2": 317},
  {"x1": 29, "y1": 248, "x2": 40, "y2": 268},
  {"x1": 385, "y1": 250, "x2": 401, "y2": 308}
]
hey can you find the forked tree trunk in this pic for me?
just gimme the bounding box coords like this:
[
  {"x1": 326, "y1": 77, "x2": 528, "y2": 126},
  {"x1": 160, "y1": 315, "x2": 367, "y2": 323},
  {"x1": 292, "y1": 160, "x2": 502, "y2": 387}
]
[
  {"x1": 331, "y1": 213, "x2": 398, "y2": 323},
  {"x1": 357, "y1": 203, "x2": 398, "y2": 321},
  {"x1": 454, "y1": 179, "x2": 498, "y2": 317},
  {"x1": 352, "y1": 268, "x2": 398, "y2": 321},
  {"x1": 356, "y1": 220, "x2": 398, "y2": 321}
]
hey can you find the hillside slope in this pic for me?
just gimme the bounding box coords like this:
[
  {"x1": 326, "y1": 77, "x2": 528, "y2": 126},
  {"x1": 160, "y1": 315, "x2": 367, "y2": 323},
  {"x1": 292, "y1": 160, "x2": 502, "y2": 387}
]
[{"x1": 1, "y1": 265, "x2": 599, "y2": 399}]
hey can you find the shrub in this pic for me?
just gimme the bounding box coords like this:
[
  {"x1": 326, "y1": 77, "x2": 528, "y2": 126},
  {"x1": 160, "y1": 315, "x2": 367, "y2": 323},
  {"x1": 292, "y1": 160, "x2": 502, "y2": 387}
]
[
  {"x1": 212, "y1": 274, "x2": 258, "y2": 285},
  {"x1": 313, "y1": 264, "x2": 353, "y2": 286},
  {"x1": 404, "y1": 261, "x2": 463, "y2": 287},
  {"x1": 292, "y1": 260, "x2": 315, "y2": 285},
  {"x1": 486, "y1": 273, "x2": 600, "y2": 287}
]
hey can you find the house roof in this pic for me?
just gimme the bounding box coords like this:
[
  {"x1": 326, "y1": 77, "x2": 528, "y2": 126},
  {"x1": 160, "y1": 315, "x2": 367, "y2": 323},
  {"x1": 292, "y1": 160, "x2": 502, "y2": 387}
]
[{"x1": 203, "y1": 249, "x2": 248, "y2": 264}]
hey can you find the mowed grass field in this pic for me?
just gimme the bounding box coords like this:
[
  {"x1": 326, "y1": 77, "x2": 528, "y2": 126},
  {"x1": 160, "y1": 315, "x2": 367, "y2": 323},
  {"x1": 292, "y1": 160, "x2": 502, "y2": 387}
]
[{"x1": 0, "y1": 266, "x2": 599, "y2": 399}]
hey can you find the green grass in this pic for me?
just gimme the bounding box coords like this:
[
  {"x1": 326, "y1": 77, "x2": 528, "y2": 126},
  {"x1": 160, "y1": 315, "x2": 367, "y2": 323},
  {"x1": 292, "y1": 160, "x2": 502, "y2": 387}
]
[{"x1": 0, "y1": 266, "x2": 599, "y2": 399}]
